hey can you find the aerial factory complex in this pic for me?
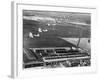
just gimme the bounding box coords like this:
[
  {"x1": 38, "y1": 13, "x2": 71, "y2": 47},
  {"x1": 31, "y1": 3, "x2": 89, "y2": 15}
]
[{"x1": 23, "y1": 10, "x2": 91, "y2": 69}]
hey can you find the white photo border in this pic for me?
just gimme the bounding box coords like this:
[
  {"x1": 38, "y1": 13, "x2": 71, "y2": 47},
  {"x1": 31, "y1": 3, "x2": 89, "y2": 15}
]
[{"x1": 11, "y1": 2, "x2": 97, "y2": 78}]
